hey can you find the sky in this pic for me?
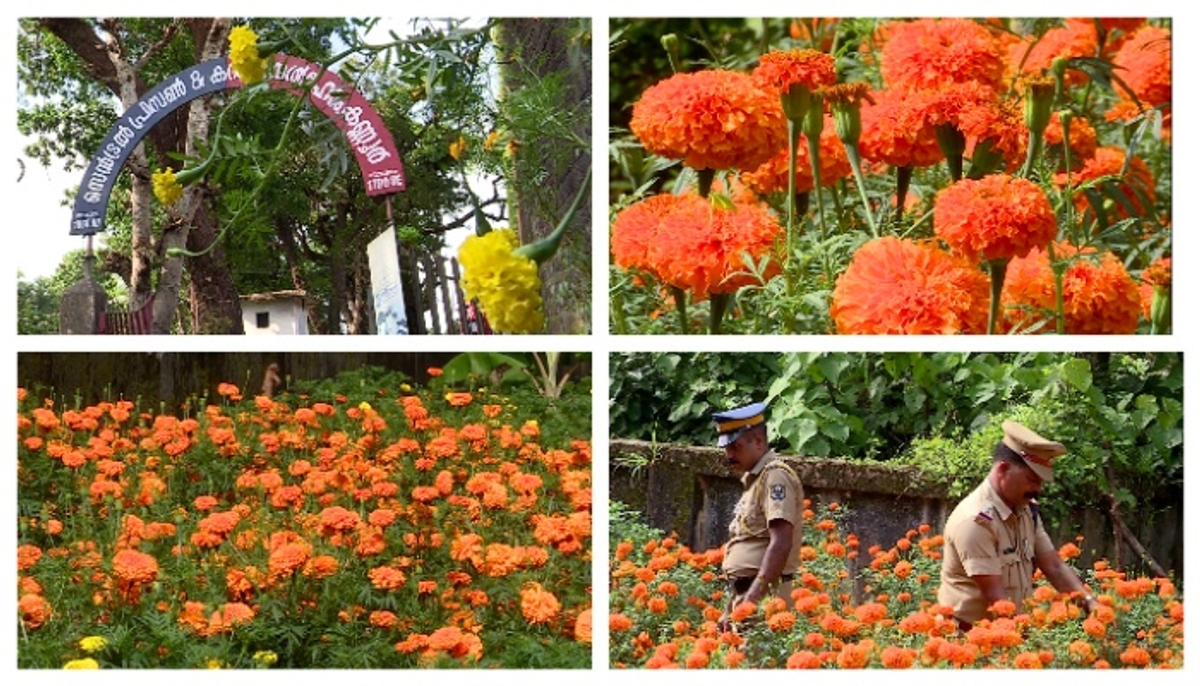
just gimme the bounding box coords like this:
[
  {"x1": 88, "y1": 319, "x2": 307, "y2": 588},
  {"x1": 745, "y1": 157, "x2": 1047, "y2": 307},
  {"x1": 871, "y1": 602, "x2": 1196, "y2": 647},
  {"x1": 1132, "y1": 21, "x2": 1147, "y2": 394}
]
[{"x1": 15, "y1": 17, "x2": 487, "y2": 281}]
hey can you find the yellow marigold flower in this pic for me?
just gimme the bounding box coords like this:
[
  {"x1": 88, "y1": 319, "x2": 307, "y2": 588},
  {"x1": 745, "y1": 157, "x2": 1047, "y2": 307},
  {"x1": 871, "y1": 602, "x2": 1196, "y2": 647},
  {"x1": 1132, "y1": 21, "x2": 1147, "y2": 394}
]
[
  {"x1": 63, "y1": 658, "x2": 100, "y2": 669},
  {"x1": 79, "y1": 635, "x2": 107, "y2": 653},
  {"x1": 458, "y1": 229, "x2": 544, "y2": 333},
  {"x1": 152, "y1": 168, "x2": 183, "y2": 206},
  {"x1": 252, "y1": 650, "x2": 278, "y2": 666},
  {"x1": 358, "y1": 401, "x2": 373, "y2": 414},
  {"x1": 449, "y1": 136, "x2": 467, "y2": 161},
  {"x1": 229, "y1": 25, "x2": 268, "y2": 85},
  {"x1": 205, "y1": 658, "x2": 225, "y2": 669},
  {"x1": 484, "y1": 130, "x2": 501, "y2": 151}
]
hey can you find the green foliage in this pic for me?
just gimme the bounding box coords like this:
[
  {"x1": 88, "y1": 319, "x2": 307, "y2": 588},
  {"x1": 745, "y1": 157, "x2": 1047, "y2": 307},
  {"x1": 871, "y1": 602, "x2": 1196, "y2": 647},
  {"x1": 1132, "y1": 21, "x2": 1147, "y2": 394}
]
[
  {"x1": 609, "y1": 352, "x2": 780, "y2": 446},
  {"x1": 613, "y1": 352, "x2": 1181, "y2": 534}
]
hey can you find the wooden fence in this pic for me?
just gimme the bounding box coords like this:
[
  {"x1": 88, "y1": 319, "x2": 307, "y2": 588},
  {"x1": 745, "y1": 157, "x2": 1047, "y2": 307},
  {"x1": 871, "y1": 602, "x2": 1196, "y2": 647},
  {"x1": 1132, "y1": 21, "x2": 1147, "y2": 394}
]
[
  {"x1": 96, "y1": 298, "x2": 153, "y2": 335},
  {"x1": 397, "y1": 245, "x2": 492, "y2": 335}
]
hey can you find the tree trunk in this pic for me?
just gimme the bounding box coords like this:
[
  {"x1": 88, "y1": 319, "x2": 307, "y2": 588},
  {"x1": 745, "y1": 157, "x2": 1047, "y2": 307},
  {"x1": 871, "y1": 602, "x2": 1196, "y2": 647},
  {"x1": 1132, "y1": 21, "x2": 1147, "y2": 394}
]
[
  {"x1": 495, "y1": 19, "x2": 591, "y2": 334},
  {"x1": 185, "y1": 199, "x2": 245, "y2": 333},
  {"x1": 153, "y1": 18, "x2": 234, "y2": 333}
]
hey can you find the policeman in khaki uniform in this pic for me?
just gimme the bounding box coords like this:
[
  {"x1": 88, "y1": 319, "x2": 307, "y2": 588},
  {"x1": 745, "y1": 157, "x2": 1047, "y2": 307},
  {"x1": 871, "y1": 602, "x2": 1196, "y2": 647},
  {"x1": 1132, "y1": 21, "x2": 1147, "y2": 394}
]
[
  {"x1": 713, "y1": 402, "x2": 804, "y2": 631},
  {"x1": 939, "y1": 421, "x2": 1099, "y2": 630}
]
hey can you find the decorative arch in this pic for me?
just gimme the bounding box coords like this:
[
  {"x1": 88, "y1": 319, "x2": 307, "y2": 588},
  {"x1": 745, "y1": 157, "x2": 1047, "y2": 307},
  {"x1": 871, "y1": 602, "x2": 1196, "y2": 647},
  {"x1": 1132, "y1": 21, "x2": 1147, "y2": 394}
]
[{"x1": 70, "y1": 54, "x2": 406, "y2": 236}]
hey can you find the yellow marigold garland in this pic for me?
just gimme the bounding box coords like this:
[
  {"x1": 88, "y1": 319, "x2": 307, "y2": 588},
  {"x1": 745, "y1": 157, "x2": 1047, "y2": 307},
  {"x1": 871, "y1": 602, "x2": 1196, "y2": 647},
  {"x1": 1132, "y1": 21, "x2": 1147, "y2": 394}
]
[
  {"x1": 458, "y1": 229, "x2": 544, "y2": 333},
  {"x1": 151, "y1": 168, "x2": 183, "y2": 206},
  {"x1": 229, "y1": 25, "x2": 268, "y2": 85}
]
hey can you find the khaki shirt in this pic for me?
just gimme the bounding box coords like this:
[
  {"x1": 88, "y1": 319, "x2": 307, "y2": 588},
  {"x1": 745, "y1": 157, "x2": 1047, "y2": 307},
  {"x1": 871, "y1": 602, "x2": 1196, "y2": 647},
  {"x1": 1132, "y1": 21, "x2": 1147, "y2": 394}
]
[
  {"x1": 939, "y1": 478, "x2": 1055, "y2": 623},
  {"x1": 722, "y1": 451, "x2": 804, "y2": 578}
]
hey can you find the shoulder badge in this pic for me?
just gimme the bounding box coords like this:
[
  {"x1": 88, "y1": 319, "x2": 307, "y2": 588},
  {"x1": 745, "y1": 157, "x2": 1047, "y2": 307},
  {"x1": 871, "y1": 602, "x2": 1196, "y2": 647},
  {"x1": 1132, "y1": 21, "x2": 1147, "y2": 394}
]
[
  {"x1": 770, "y1": 484, "x2": 786, "y2": 501},
  {"x1": 973, "y1": 509, "x2": 993, "y2": 525}
]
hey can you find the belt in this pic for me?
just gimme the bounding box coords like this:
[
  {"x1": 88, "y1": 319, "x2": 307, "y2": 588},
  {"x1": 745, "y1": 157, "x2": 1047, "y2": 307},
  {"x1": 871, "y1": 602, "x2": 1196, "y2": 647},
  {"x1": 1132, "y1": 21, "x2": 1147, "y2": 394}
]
[{"x1": 730, "y1": 573, "x2": 795, "y2": 595}]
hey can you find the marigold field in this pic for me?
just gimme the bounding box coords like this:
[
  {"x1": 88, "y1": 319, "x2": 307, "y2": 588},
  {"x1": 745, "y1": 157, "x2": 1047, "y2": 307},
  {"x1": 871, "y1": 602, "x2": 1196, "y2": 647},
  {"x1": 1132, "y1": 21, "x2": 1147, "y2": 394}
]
[
  {"x1": 17, "y1": 372, "x2": 592, "y2": 668},
  {"x1": 609, "y1": 18, "x2": 1171, "y2": 335},
  {"x1": 609, "y1": 502, "x2": 1182, "y2": 669}
]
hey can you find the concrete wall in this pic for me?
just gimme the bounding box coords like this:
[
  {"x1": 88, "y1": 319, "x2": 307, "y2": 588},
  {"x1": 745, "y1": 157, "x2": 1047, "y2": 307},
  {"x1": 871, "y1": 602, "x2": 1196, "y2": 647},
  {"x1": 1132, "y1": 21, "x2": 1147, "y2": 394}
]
[{"x1": 610, "y1": 439, "x2": 1183, "y2": 581}]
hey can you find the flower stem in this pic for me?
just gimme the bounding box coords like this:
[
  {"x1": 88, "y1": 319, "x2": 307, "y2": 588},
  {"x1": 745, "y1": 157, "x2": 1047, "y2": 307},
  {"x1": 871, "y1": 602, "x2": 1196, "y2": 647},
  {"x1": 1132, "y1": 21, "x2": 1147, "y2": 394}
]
[
  {"x1": 844, "y1": 143, "x2": 878, "y2": 236},
  {"x1": 986, "y1": 258, "x2": 1010, "y2": 335},
  {"x1": 895, "y1": 165, "x2": 912, "y2": 224},
  {"x1": 696, "y1": 168, "x2": 715, "y2": 199},
  {"x1": 786, "y1": 119, "x2": 801, "y2": 268},
  {"x1": 1048, "y1": 242, "x2": 1065, "y2": 335},
  {"x1": 806, "y1": 135, "x2": 831, "y2": 284},
  {"x1": 710, "y1": 293, "x2": 730, "y2": 334},
  {"x1": 670, "y1": 285, "x2": 690, "y2": 334}
]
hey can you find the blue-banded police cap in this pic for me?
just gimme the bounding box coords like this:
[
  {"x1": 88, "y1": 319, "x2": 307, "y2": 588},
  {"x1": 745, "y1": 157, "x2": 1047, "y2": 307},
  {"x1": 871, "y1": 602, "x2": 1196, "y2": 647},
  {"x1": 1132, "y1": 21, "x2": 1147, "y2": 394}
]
[{"x1": 712, "y1": 401, "x2": 767, "y2": 447}]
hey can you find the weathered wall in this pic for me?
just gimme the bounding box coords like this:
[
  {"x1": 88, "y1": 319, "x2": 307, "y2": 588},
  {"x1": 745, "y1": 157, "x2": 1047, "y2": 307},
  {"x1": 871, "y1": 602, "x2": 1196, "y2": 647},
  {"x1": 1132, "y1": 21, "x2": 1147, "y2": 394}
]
[{"x1": 610, "y1": 439, "x2": 1183, "y2": 581}]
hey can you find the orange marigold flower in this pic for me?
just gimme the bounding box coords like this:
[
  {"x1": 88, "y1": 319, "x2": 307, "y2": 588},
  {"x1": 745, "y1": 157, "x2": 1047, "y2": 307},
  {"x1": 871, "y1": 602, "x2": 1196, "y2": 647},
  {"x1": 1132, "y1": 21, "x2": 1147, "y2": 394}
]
[
  {"x1": 445, "y1": 392, "x2": 473, "y2": 407},
  {"x1": 752, "y1": 49, "x2": 837, "y2": 93},
  {"x1": 989, "y1": 599, "x2": 1017, "y2": 617},
  {"x1": 741, "y1": 115, "x2": 852, "y2": 195},
  {"x1": 574, "y1": 609, "x2": 592, "y2": 643},
  {"x1": 1083, "y1": 617, "x2": 1107, "y2": 638},
  {"x1": 1139, "y1": 256, "x2": 1171, "y2": 321},
  {"x1": 854, "y1": 602, "x2": 888, "y2": 624},
  {"x1": 369, "y1": 610, "x2": 398, "y2": 629},
  {"x1": 268, "y1": 542, "x2": 311, "y2": 579},
  {"x1": 881, "y1": 18, "x2": 1005, "y2": 93},
  {"x1": 519, "y1": 582, "x2": 561, "y2": 625},
  {"x1": 1068, "y1": 639, "x2": 1097, "y2": 665},
  {"x1": 630, "y1": 69, "x2": 787, "y2": 172},
  {"x1": 112, "y1": 548, "x2": 159, "y2": 584},
  {"x1": 881, "y1": 645, "x2": 917, "y2": 669},
  {"x1": 318, "y1": 506, "x2": 362, "y2": 533},
  {"x1": 859, "y1": 89, "x2": 945, "y2": 168},
  {"x1": 17, "y1": 544, "x2": 42, "y2": 571},
  {"x1": 18, "y1": 593, "x2": 52, "y2": 629},
  {"x1": 786, "y1": 649, "x2": 822, "y2": 669},
  {"x1": 368, "y1": 566, "x2": 407, "y2": 591},
  {"x1": 302, "y1": 555, "x2": 338, "y2": 579},
  {"x1": 1001, "y1": 242, "x2": 1142, "y2": 334},
  {"x1": 1013, "y1": 651, "x2": 1044, "y2": 669},
  {"x1": 831, "y1": 236, "x2": 990, "y2": 334},
  {"x1": 1054, "y1": 146, "x2": 1156, "y2": 219},
  {"x1": 934, "y1": 174, "x2": 1057, "y2": 263},
  {"x1": 767, "y1": 611, "x2": 797, "y2": 632},
  {"x1": 1120, "y1": 645, "x2": 1152, "y2": 667},
  {"x1": 1108, "y1": 25, "x2": 1171, "y2": 127},
  {"x1": 837, "y1": 642, "x2": 871, "y2": 669},
  {"x1": 610, "y1": 192, "x2": 782, "y2": 302},
  {"x1": 1044, "y1": 111, "x2": 1098, "y2": 166},
  {"x1": 730, "y1": 601, "x2": 757, "y2": 623},
  {"x1": 1008, "y1": 19, "x2": 1098, "y2": 88},
  {"x1": 610, "y1": 613, "x2": 634, "y2": 632}
]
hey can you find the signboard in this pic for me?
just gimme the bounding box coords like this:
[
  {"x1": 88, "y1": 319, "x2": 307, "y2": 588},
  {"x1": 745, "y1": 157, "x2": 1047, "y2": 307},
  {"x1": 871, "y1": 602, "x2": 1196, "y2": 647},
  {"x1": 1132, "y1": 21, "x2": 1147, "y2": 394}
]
[
  {"x1": 71, "y1": 54, "x2": 406, "y2": 236},
  {"x1": 366, "y1": 227, "x2": 409, "y2": 335}
]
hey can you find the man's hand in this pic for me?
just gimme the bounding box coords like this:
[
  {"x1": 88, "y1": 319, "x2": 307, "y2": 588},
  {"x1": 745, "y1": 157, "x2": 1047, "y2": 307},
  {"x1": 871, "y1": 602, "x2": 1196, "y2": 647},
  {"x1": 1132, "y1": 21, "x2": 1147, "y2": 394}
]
[{"x1": 743, "y1": 578, "x2": 767, "y2": 606}]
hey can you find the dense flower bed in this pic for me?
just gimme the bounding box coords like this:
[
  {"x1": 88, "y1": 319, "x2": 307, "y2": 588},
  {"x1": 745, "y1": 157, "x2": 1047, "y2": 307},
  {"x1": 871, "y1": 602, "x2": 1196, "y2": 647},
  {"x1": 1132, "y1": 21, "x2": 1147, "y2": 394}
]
[
  {"x1": 17, "y1": 375, "x2": 592, "y2": 668},
  {"x1": 609, "y1": 18, "x2": 1171, "y2": 335},
  {"x1": 609, "y1": 502, "x2": 1181, "y2": 668}
]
